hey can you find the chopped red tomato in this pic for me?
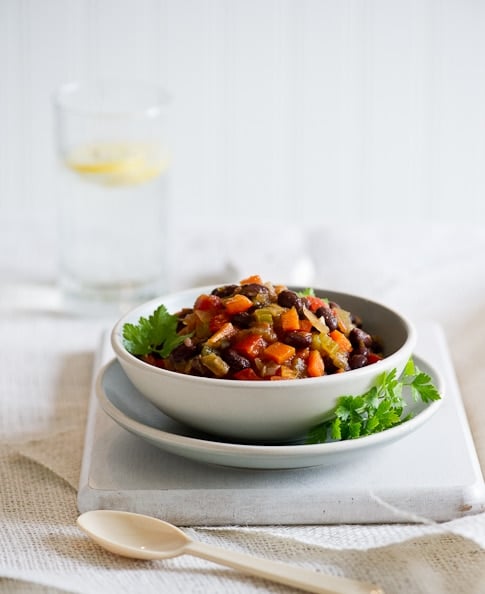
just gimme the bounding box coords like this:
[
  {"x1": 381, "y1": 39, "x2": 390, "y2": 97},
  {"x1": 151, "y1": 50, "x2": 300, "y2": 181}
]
[
  {"x1": 233, "y1": 367, "x2": 261, "y2": 380},
  {"x1": 305, "y1": 295, "x2": 328, "y2": 312},
  {"x1": 209, "y1": 312, "x2": 230, "y2": 333},
  {"x1": 367, "y1": 352, "x2": 383, "y2": 364},
  {"x1": 194, "y1": 294, "x2": 223, "y2": 312},
  {"x1": 233, "y1": 333, "x2": 266, "y2": 359}
]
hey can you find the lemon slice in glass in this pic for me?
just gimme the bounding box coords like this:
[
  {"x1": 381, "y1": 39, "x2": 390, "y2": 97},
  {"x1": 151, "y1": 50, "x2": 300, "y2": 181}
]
[{"x1": 66, "y1": 141, "x2": 168, "y2": 187}]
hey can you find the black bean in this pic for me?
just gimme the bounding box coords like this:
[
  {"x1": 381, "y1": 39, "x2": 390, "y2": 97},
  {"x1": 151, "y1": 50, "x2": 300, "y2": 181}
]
[
  {"x1": 354, "y1": 344, "x2": 369, "y2": 357},
  {"x1": 277, "y1": 290, "x2": 299, "y2": 308},
  {"x1": 211, "y1": 284, "x2": 239, "y2": 298},
  {"x1": 349, "y1": 353, "x2": 368, "y2": 369},
  {"x1": 316, "y1": 307, "x2": 338, "y2": 332},
  {"x1": 278, "y1": 290, "x2": 307, "y2": 316},
  {"x1": 294, "y1": 297, "x2": 307, "y2": 316},
  {"x1": 222, "y1": 348, "x2": 251, "y2": 371},
  {"x1": 349, "y1": 327, "x2": 372, "y2": 347},
  {"x1": 231, "y1": 311, "x2": 253, "y2": 328},
  {"x1": 322, "y1": 356, "x2": 337, "y2": 374},
  {"x1": 284, "y1": 331, "x2": 313, "y2": 349},
  {"x1": 239, "y1": 283, "x2": 269, "y2": 298},
  {"x1": 171, "y1": 341, "x2": 198, "y2": 362}
]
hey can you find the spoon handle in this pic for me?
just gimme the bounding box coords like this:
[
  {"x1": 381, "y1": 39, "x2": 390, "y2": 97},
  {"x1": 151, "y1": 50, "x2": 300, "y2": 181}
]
[{"x1": 185, "y1": 541, "x2": 383, "y2": 594}]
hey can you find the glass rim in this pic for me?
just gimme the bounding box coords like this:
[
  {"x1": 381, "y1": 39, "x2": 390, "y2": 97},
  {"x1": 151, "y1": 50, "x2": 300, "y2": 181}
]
[{"x1": 53, "y1": 79, "x2": 171, "y2": 119}]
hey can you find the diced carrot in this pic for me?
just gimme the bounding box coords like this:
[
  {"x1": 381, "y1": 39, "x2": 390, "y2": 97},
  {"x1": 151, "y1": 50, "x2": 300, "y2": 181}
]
[
  {"x1": 280, "y1": 307, "x2": 300, "y2": 332},
  {"x1": 307, "y1": 349, "x2": 325, "y2": 377},
  {"x1": 263, "y1": 342, "x2": 296, "y2": 364},
  {"x1": 206, "y1": 322, "x2": 237, "y2": 347},
  {"x1": 305, "y1": 295, "x2": 328, "y2": 312},
  {"x1": 299, "y1": 319, "x2": 313, "y2": 332},
  {"x1": 329, "y1": 329, "x2": 353, "y2": 353},
  {"x1": 240, "y1": 274, "x2": 263, "y2": 285},
  {"x1": 233, "y1": 333, "x2": 266, "y2": 359},
  {"x1": 233, "y1": 367, "x2": 260, "y2": 380},
  {"x1": 224, "y1": 293, "x2": 254, "y2": 315}
]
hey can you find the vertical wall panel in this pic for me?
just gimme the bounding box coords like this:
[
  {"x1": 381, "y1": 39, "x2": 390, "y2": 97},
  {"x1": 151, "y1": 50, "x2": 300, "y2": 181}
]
[
  {"x1": 1, "y1": 0, "x2": 484, "y2": 235},
  {"x1": 1, "y1": 1, "x2": 28, "y2": 210},
  {"x1": 363, "y1": 0, "x2": 433, "y2": 219},
  {"x1": 431, "y1": 0, "x2": 485, "y2": 221},
  {"x1": 0, "y1": 1, "x2": 18, "y2": 209},
  {"x1": 300, "y1": 0, "x2": 369, "y2": 220}
]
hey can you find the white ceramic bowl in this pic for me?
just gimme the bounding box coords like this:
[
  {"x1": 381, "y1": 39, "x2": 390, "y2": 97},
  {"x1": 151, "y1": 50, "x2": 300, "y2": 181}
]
[{"x1": 111, "y1": 286, "x2": 416, "y2": 442}]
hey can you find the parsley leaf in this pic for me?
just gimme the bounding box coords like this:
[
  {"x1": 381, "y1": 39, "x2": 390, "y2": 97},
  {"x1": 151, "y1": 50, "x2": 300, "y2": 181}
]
[
  {"x1": 306, "y1": 357, "x2": 441, "y2": 444},
  {"x1": 297, "y1": 288, "x2": 316, "y2": 297},
  {"x1": 122, "y1": 305, "x2": 187, "y2": 358}
]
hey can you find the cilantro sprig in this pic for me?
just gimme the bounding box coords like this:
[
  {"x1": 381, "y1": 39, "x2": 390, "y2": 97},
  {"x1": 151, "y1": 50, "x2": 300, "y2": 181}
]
[
  {"x1": 306, "y1": 357, "x2": 441, "y2": 444},
  {"x1": 122, "y1": 305, "x2": 188, "y2": 358}
]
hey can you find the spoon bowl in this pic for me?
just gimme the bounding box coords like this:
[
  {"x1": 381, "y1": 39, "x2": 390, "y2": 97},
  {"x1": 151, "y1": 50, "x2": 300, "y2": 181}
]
[
  {"x1": 78, "y1": 510, "x2": 383, "y2": 594},
  {"x1": 78, "y1": 509, "x2": 190, "y2": 560}
]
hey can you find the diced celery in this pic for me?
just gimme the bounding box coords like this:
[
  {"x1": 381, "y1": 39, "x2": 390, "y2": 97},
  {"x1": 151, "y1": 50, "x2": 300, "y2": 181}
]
[
  {"x1": 267, "y1": 303, "x2": 285, "y2": 316},
  {"x1": 314, "y1": 332, "x2": 348, "y2": 369},
  {"x1": 253, "y1": 308, "x2": 274, "y2": 325},
  {"x1": 200, "y1": 353, "x2": 230, "y2": 377},
  {"x1": 318, "y1": 332, "x2": 340, "y2": 357}
]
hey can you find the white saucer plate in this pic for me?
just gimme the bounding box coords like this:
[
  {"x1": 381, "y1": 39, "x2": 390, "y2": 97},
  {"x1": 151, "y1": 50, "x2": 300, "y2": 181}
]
[{"x1": 96, "y1": 356, "x2": 443, "y2": 470}]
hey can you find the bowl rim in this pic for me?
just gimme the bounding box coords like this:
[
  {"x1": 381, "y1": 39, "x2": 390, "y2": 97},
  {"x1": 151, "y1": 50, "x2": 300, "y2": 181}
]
[{"x1": 111, "y1": 284, "x2": 417, "y2": 388}]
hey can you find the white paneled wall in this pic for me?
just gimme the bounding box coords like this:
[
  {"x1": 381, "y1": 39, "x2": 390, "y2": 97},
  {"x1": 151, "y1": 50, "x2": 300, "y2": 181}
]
[{"x1": 1, "y1": 0, "x2": 485, "y2": 238}]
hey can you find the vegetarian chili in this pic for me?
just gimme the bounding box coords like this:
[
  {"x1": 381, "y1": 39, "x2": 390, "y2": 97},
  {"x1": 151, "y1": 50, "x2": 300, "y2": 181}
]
[{"x1": 124, "y1": 275, "x2": 383, "y2": 380}]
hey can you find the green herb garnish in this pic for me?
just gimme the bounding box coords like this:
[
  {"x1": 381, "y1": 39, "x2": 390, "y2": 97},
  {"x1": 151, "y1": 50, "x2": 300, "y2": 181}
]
[
  {"x1": 122, "y1": 305, "x2": 187, "y2": 358},
  {"x1": 298, "y1": 288, "x2": 316, "y2": 297},
  {"x1": 297, "y1": 287, "x2": 329, "y2": 304},
  {"x1": 306, "y1": 357, "x2": 441, "y2": 444}
]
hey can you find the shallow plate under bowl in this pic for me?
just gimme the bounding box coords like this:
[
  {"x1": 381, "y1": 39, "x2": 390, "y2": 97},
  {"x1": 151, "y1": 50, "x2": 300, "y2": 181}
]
[{"x1": 96, "y1": 355, "x2": 443, "y2": 470}]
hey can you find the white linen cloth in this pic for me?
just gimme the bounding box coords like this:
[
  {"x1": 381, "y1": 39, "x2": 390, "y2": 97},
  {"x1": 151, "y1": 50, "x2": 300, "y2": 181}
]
[{"x1": 1, "y1": 215, "x2": 485, "y2": 594}]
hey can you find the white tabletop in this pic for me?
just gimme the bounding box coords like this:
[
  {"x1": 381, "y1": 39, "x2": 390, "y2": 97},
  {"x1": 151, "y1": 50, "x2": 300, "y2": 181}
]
[{"x1": 1, "y1": 215, "x2": 485, "y2": 594}]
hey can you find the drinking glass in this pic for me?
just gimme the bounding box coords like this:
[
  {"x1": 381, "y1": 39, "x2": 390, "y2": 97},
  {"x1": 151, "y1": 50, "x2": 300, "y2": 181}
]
[{"x1": 53, "y1": 80, "x2": 170, "y2": 315}]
